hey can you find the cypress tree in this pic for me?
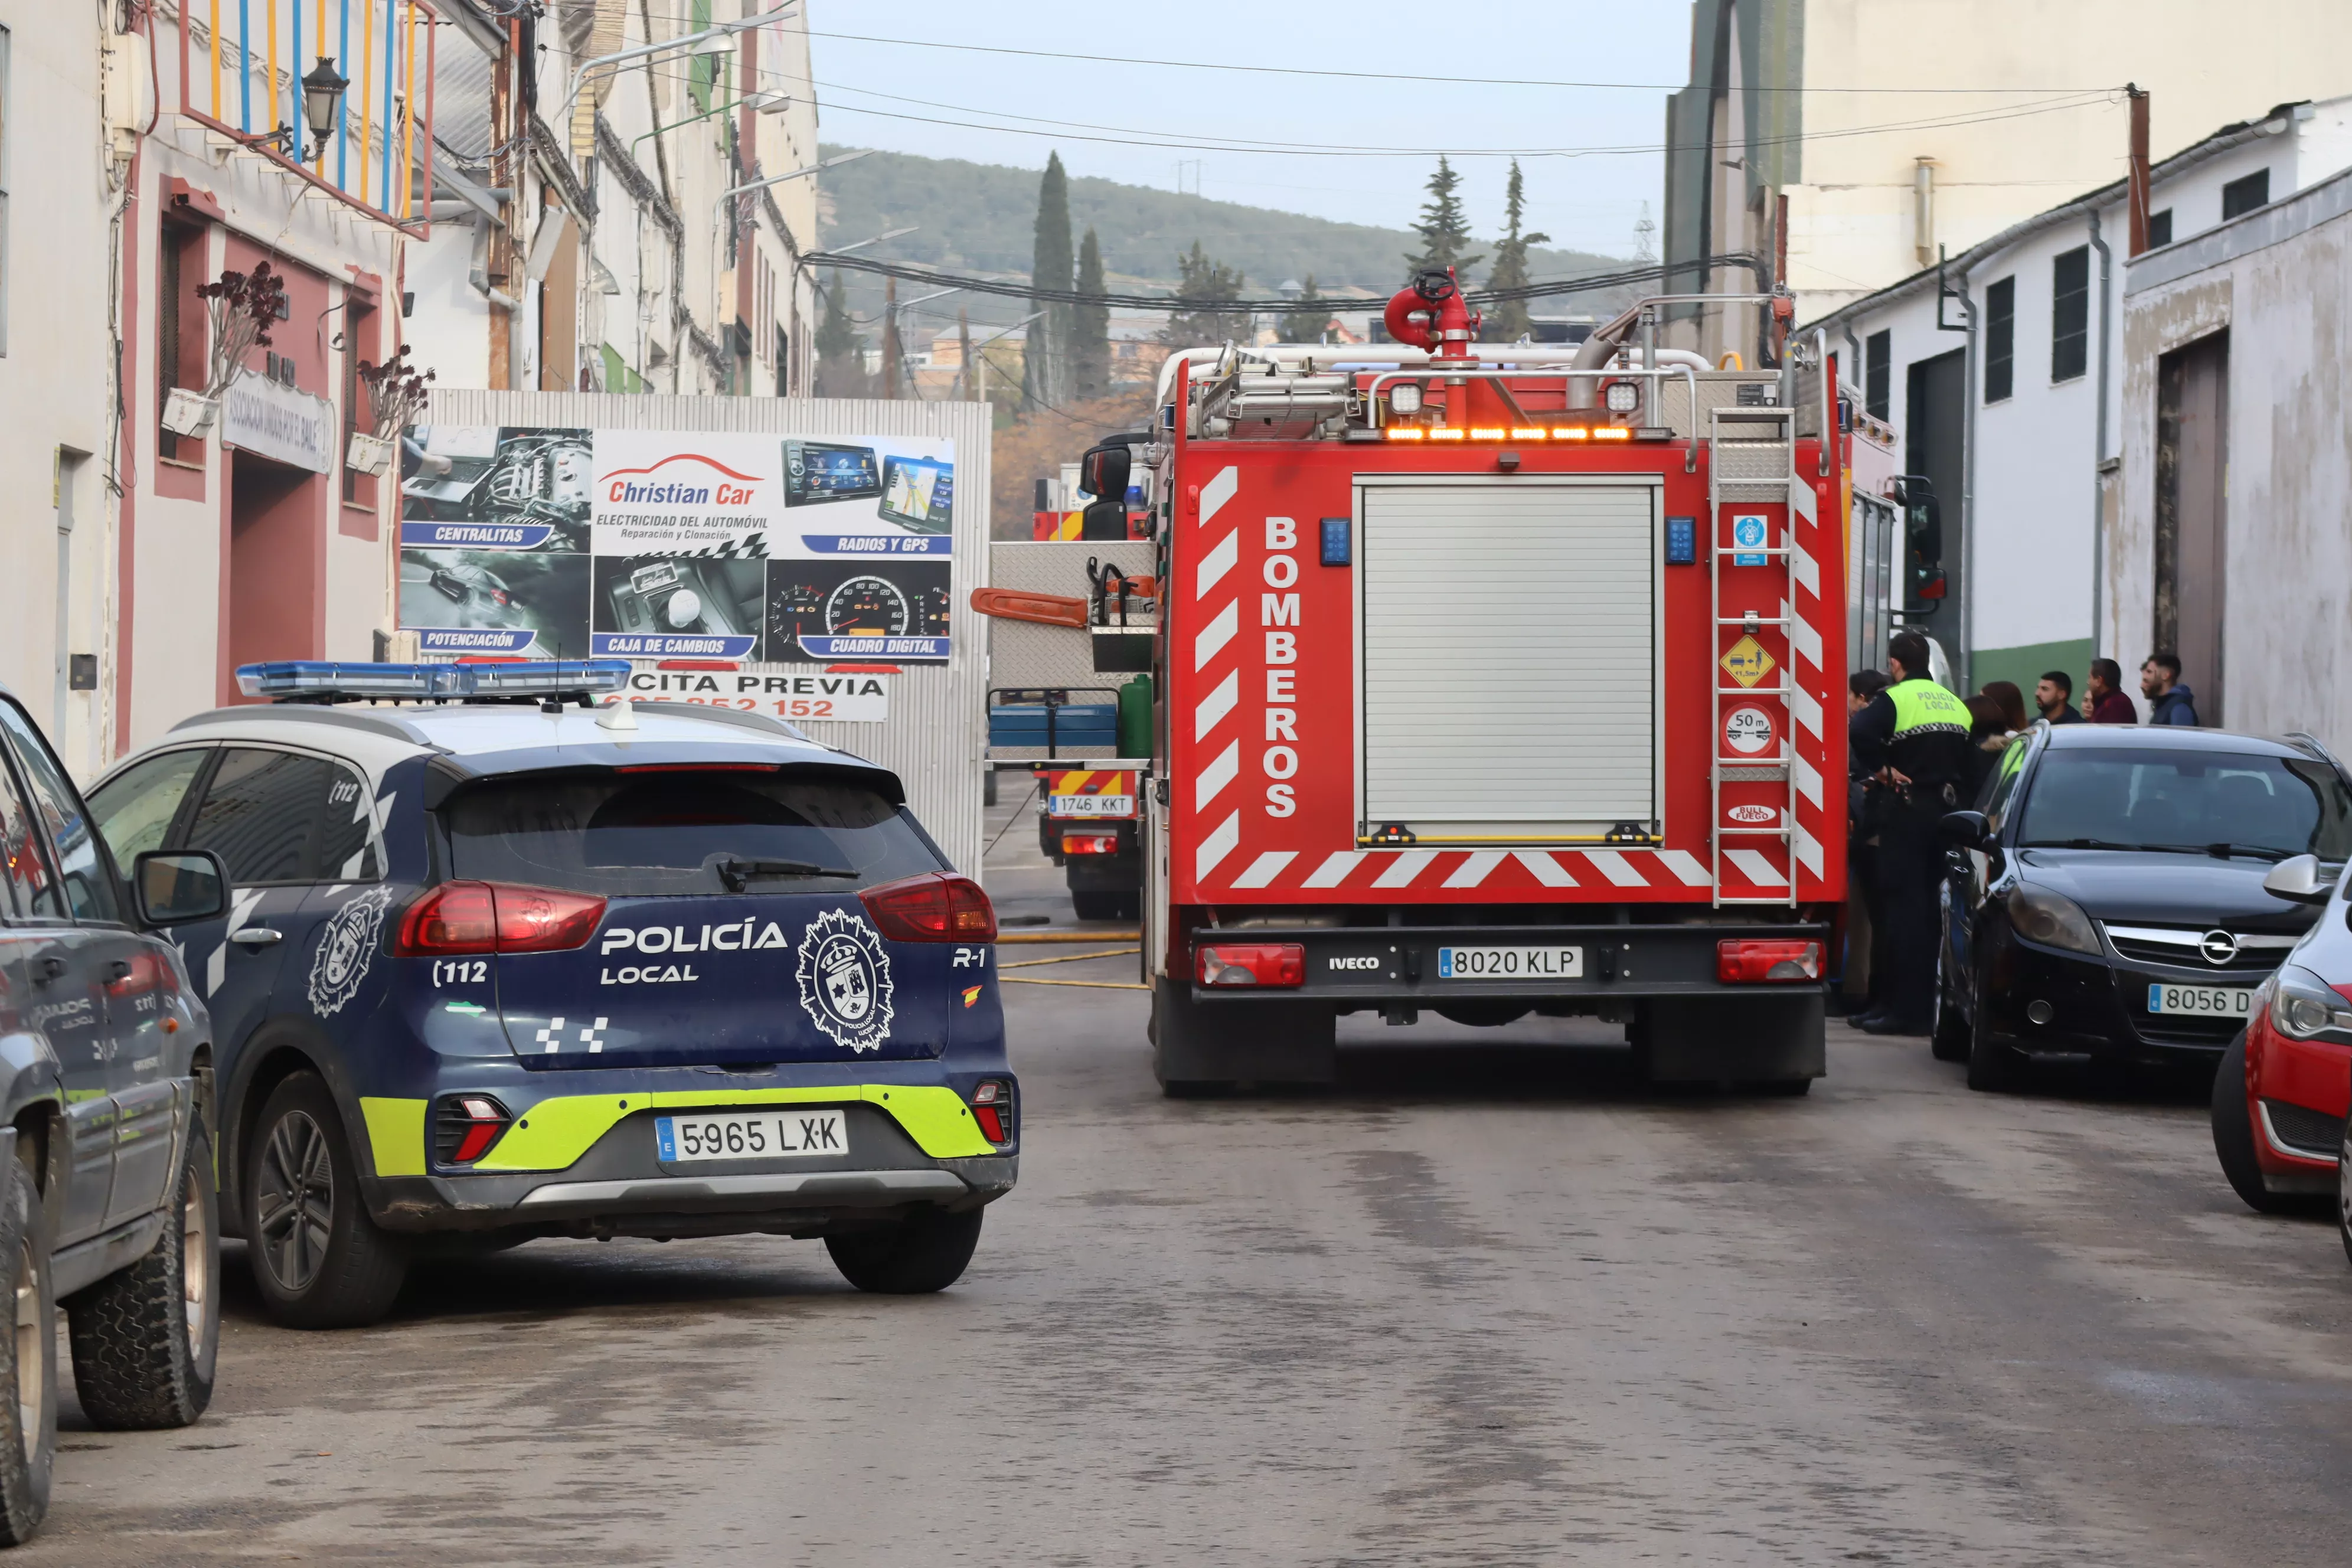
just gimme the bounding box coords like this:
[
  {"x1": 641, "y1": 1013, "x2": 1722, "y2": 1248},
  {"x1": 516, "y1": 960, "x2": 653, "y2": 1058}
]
[
  {"x1": 1483, "y1": 161, "x2": 1551, "y2": 342},
  {"x1": 1280, "y1": 275, "x2": 1328, "y2": 343},
  {"x1": 1404, "y1": 156, "x2": 1483, "y2": 278},
  {"x1": 1025, "y1": 151, "x2": 1074, "y2": 406},
  {"x1": 1071, "y1": 226, "x2": 1110, "y2": 401}
]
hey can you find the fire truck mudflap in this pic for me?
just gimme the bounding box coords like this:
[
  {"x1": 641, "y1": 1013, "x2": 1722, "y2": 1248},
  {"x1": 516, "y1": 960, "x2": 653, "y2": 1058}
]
[{"x1": 1136, "y1": 273, "x2": 1847, "y2": 1096}]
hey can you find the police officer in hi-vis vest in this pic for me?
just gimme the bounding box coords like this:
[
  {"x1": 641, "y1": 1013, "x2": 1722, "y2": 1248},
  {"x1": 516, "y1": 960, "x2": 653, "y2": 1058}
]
[{"x1": 1845, "y1": 631, "x2": 1972, "y2": 1035}]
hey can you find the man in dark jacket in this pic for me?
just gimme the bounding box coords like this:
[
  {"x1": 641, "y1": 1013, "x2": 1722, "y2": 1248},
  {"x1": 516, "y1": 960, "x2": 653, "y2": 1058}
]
[
  {"x1": 2142, "y1": 652, "x2": 2200, "y2": 725},
  {"x1": 2085, "y1": 659, "x2": 2137, "y2": 724},
  {"x1": 2036, "y1": 670, "x2": 2083, "y2": 724},
  {"x1": 1847, "y1": 633, "x2": 1973, "y2": 1035}
]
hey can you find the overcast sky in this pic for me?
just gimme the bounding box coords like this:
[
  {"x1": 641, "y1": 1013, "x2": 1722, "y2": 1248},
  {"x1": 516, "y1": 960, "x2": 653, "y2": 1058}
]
[{"x1": 798, "y1": 2, "x2": 1695, "y2": 260}]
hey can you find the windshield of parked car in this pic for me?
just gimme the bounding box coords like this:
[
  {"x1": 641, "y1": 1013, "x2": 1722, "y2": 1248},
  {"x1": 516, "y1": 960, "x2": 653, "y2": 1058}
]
[
  {"x1": 445, "y1": 768, "x2": 943, "y2": 896},
  {"x1": 2018, "y1": 749, "x2": 2352, "y2": 860}
]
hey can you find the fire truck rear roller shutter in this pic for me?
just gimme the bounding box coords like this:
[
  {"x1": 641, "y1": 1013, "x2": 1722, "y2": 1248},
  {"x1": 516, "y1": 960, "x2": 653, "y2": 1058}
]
[{"x1": 1358, "y1": 481, "x2": 1659, "y2": 842}]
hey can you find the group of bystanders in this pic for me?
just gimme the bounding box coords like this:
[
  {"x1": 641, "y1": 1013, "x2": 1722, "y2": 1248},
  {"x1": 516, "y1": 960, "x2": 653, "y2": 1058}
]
[{"x1": 1840, "y1": 642, "x2": 2203, "y2": 1033}]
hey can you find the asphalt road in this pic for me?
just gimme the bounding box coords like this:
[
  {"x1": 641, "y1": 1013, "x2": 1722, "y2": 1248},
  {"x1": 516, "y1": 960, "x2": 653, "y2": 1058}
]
[{"x1": 22, "y1": 789, "x2": 2352, "y2": 1565}]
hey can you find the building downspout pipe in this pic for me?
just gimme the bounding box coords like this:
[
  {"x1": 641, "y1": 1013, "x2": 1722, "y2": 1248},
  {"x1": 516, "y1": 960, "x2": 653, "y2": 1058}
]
[
  {"x1": 2088, "y1": 208, "x2": 2113, "y2": 662},
  {"x1": 1957, "y1": 269, "x2": 1978, "y2": 694}
]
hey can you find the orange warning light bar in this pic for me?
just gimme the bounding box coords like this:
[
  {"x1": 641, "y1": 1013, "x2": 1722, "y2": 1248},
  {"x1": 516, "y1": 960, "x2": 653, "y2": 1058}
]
[{"x1": 1383, "y1": 427, "x2": 1427, "y2": 441}]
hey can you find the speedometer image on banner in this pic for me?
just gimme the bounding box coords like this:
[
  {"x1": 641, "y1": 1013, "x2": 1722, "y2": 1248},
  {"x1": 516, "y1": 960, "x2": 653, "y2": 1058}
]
[
  {"x1": 592, "y1": 557, "x2": 767, "y2": 660},
  {"x1": 766, "y1": 560, "x2": 952, "y2": 662}
]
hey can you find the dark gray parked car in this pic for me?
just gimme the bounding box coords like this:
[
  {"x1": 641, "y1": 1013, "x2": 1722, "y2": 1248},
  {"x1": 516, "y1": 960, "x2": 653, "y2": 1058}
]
[{"x1": 0, "y1": 687, "x2": 225, "y2": 1545}]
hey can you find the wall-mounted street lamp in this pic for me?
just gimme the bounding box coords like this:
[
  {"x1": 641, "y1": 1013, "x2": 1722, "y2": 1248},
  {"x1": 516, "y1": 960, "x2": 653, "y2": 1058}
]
[
  {"x1": 256, "y1": 55, "x2": 347, "y2": 161},
  {"x1": 302, "y1": 57, "x2": 349, "y2": 153}
]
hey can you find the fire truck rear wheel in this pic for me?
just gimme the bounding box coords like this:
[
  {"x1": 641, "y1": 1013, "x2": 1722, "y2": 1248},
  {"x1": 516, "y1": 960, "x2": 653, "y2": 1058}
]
[{"x1": 1150, "y1": 978, "x2": 1335, "y2": 1096}]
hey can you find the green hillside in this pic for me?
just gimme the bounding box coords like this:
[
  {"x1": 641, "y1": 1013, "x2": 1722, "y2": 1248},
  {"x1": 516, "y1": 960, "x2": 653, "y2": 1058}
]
[{"x1": 814, "y1": 145, "x2": 1632, "y2": 331}]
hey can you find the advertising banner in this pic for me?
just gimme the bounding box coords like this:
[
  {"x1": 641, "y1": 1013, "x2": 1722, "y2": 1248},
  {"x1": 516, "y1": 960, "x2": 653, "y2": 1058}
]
[{"x1": 398, "y1": 425, "x2": 956, "y2": 664}]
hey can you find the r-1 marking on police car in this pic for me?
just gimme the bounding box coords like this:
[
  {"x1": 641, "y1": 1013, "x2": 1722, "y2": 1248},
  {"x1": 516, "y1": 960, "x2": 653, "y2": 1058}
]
[
  {"x1": 600, "y1": 920, "x2": 789, "y2": 955},
  {"x1": 1328, "y1": 956, "x2": 1381, "y2": 971},
  {"x1": 310, "y1": 886, "x2": 394, "y2": 1017},
  {"x1": 952, "y1": 946, "x2": 989, "y2": 968},
  {"x1": 795, "y1": 909, "x2": 896, "y2": 1053}
]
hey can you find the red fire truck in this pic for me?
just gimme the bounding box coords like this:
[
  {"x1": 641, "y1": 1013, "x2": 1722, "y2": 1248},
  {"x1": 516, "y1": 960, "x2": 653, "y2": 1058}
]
[{"x1": 1125, "y1": 272, "x2": 1847, "y2": 1093}]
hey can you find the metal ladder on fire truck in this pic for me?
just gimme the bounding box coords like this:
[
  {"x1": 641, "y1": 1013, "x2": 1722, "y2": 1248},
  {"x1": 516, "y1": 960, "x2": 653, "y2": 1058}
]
[{"x1": 1709, "y1": 396, "x2": 1802, "y2": 907}]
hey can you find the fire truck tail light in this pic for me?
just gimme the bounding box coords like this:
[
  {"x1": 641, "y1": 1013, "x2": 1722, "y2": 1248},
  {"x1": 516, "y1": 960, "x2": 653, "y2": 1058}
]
[
  {"x1": 1510, "y1": 427, "x2": 1547, "y2": 441},
  {"x1": 1197, "y1": 943, "x2": 1305, "y2": 988},
  {"x1": 1061, "y1": 833, "x2": 1119, "y2": 855},
  {"x1": 1427, "y1": 429, "x2": 1466, "y2": 442},
  {"x1": 1717, "y1": 939, "x2": 1823, "y2": 983},
  {"x1": 1383, "y1": 427, "x2": 1427, "y2": 442},
  {"x1": 1555, "y1": 426, "x2": 1590, "y2": 441},
  {"x1": 1468, "y1": 427, "x2": 1508, "y2": 441},
  {"x1": 1591, "y1": 426, "x2": 1634, "y2": 442}
]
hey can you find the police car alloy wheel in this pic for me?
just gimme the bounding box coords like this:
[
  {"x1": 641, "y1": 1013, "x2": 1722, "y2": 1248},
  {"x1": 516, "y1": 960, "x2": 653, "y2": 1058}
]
[{"x1": 244, "y1": 1074, "x2": 409, "y2": 1329}]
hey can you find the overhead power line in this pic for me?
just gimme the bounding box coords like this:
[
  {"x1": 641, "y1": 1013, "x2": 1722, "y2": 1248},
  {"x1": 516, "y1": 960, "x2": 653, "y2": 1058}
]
[
  {"x1": 803, "y1": 251, "x2": 1767, "y2": 312},
  {"x1": 800, "y1": 28, "x2": 2116, "y2": 96}
]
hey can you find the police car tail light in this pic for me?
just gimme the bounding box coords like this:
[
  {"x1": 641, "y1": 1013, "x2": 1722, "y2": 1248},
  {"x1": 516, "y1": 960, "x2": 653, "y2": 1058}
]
[
  {"x1": 861, "y1": 874, "x2": 998, "y2": 943},
  {"x1": 1197, "y1": 943, "x2": 1305, "y2": 988},
  {"x1": 493, "y1": 886, "x2": 608, "y2": 952},
  {"x1": 1061, "y1": 833, "x2": 1119, "y2": 856},
  {"x1": 969, "y1": 1080, "x2": 1014, "y2": 1145},
  {"x1": 435, "y1": 1095, "x2": 513, "y2": 1166},
  {"x1": 397, "y1": 882, "x2": 499, "y2": 955},
  {"x1": 1716, "y1": 939, "x2": 1822, "y2": 983},
  {"x1": 396, "y1": 881, "x2": 606, "y2": 955}
]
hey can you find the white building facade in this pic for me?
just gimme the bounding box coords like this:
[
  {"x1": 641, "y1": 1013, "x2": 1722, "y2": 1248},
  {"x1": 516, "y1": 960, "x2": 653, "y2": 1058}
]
[{"x1": 1808, "y1": 99, "x2": 2352, "y2": 705}]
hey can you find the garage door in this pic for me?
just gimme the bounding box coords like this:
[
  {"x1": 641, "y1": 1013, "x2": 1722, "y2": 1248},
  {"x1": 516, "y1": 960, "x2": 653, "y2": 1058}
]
[{"x1": 1358, "y1": 481, "x2": 1658, "y2": 843}]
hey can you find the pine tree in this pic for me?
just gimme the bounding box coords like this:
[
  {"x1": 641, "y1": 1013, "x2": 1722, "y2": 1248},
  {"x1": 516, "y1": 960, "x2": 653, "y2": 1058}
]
[
  {"x1": 1404, "y1": 156, "x2": 1483, "y2": 278},
  {"x1": 1482, "y1": 160, "x2": 1551, "y2": 342},
  {"x1": 1162, "y1": 240, "x2": 1247, "y2": 347},
  {"x1": 813, "y1": 272, "x2": 864, "y2": 396},
  {"x1": 1280, "y1": 275, "x2": 1329, "y2": 343},
  {"x1": 1025, "y1": 152, "x2": 1074, "y2": 407},
  {"x1": 1071, "y1": 227, "x2": 1110, "y2": 401}
]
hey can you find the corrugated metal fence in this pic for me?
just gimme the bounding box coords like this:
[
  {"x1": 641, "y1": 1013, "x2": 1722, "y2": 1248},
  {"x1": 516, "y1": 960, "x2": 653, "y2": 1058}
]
[{"x1": 420, "y1": 391, "x2": 992, "y2": 877}]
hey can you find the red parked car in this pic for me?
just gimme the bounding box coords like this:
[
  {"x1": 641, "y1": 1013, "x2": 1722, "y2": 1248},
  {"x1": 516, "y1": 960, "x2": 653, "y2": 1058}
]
[{"x1": 2211, "y1": 854, "x2": 2352, "y2": 1218}]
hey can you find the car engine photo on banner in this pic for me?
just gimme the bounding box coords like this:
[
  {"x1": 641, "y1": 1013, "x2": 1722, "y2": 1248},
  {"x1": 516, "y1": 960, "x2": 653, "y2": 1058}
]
[{"x1": 398, "y1": 425, "x2": 956, "y2": 662}]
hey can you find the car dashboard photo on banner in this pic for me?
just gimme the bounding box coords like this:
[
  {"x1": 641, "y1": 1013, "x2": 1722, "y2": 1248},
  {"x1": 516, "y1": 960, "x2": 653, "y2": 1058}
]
[{"x1": 398, "y1": 426, "x2": 957, "y2": 663}]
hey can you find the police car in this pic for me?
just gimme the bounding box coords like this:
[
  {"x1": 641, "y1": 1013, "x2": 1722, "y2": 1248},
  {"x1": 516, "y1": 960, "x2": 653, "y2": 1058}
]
[{"x1": 86, "y1": 661, "x2": 1015, "y2": 1328}]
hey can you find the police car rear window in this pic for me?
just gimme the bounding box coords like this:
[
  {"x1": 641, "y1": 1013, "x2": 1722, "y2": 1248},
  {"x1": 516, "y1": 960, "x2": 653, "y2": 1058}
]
[{"x1": 444, "y1": 770, "x2": 943, "y2": 896}]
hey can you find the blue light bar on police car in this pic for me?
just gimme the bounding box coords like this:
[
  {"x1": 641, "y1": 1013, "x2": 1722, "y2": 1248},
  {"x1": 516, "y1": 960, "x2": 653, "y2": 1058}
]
[{"x1": 234, "y1": 661, "x2": 633, "y2": 700}]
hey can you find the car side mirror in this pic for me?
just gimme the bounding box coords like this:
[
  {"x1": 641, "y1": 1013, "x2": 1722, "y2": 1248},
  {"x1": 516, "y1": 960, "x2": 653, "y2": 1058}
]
[
  {"x1": 132, "y1": 850, "x2": 228, "y2": 926},
  {"x1": 1078, "y1": 442, "x2": 1132, "y2": 502},
  {"x1": 2262, "y1": 853, "x2": 2337, "y2": 906},
  {"x1": 1939, "y1": 810, "x2": 1991, "y2": 850}
]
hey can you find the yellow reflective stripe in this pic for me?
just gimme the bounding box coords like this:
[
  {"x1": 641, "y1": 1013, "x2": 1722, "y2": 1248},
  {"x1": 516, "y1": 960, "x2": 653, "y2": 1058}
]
[
  {"x1": 473, "y1": 1084, "x2": 992, "y2": 1172},
  {"x1": 360, "y1": 1097, "x2": 429, "y2": 1178},
  {"x1": 1887, "y1": 678, "x2": 1969, "y2": 733}
]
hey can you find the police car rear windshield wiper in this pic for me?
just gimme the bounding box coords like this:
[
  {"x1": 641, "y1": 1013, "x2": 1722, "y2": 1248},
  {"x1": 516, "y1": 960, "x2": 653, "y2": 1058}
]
[{"x1": 714, "y1": 855, "x2": 857, "y2": 890}]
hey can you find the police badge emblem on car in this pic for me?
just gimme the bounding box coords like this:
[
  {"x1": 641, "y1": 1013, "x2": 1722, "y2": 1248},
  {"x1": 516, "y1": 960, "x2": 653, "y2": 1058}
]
[{"x1": 795, "y1": 908, "x2": 896, "y2": 1053}]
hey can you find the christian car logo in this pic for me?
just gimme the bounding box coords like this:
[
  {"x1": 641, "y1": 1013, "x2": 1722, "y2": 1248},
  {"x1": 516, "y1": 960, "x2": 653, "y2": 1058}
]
[
  {"x1": 309, "y1": 886, "x2": 394, "y2": 1017},
  {"x1": 794, "y1": 909, "x2": 895, "y2": 1053},
  {"x1": 2199, "y1": 930, "x2": 2240, "y2": 966}
]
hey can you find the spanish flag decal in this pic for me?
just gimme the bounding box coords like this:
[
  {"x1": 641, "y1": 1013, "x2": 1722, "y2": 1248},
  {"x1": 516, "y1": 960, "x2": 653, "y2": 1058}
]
[{"x1": 962, "y1": 985, "x2": 984, "y2": 1008}]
